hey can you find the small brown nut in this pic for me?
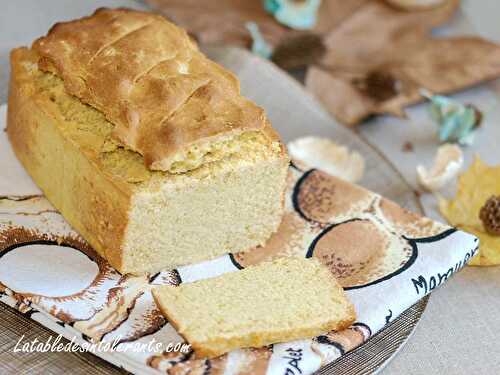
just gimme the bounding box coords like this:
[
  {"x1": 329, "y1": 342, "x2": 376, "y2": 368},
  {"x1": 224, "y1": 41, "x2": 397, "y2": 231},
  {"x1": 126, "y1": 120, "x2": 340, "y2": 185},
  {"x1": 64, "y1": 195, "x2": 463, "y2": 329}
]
[{"x1": 479, "y1": 195, "x2": 500, "y2": 235}]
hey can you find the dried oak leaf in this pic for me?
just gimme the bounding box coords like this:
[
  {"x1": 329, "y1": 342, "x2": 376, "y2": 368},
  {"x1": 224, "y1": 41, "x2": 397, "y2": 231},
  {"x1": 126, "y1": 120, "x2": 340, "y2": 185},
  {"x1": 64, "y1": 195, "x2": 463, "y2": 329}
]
[
  {"x1": 144, "y1": 0, "x2": 409, "y2": 48},
  {"x1": 144, "y1": 0, "x2": 289, "y2": 47},
  {"x1": 144, "y1": 0, "x2": 448, "y2": 46},
  {"x1": 307, "y1": 36, "x2": 500, "y2": 124},
  {"x1": 319, "y1": 0, "x2": 459, "y2": 71},
  {"x1": 306, "y1": 0, "x2": 500, "y2": 125}
]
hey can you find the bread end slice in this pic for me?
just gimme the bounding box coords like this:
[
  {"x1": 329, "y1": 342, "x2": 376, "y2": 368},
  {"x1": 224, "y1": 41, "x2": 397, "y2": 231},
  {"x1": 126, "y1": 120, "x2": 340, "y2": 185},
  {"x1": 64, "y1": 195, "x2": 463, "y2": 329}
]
[{"x1": 152, "y1": 257, "x2": 356, "y2": 358}]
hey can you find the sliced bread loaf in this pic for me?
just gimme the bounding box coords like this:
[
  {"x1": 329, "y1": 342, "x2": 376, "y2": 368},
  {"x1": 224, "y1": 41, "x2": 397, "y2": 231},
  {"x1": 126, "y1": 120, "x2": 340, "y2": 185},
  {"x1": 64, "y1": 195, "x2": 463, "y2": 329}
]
[
  {"x1": 8, "y1": 9, "x2": 289, "y2": 274},
  {"x1": 152, "y1": 257, "x2": 355, "y2": 358}
]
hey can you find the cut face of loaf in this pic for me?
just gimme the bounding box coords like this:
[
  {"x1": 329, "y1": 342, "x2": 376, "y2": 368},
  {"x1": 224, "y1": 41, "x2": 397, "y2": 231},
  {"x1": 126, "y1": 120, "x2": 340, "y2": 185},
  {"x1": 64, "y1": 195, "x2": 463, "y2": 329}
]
[
  {"x1": 7, "y1": 47, "x2": 289, "y2": 274},
  {"x1": 152, "y1": 257, "x2": 356, "y2": 358}
]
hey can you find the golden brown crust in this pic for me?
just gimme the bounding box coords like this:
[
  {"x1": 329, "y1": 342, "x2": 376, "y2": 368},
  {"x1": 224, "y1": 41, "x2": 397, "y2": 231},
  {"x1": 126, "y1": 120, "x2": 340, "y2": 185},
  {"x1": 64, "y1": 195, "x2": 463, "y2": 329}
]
[
  {"x1": 7, "y1": 47, "x2": 130, "y2": 271},
  {"x1": 32, "y1": 8, "x2": 271, "y2": 171},
  {"x1": 190, "y1": 316, "x2": 356, "y2": 359},
  {"x1": 151, "y1": 288, "x2": 189, "y2": 344}
]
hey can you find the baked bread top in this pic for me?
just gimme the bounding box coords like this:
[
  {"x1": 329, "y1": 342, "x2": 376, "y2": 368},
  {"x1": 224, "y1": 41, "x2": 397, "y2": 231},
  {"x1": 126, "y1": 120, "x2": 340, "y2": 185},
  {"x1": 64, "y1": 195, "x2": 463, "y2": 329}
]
[
  {"x1": 32, "y1": 8, "x2": 278, "y2": 172},
  {"x1": 11, "y1": 47, "x2": 283, "y2": 191}
]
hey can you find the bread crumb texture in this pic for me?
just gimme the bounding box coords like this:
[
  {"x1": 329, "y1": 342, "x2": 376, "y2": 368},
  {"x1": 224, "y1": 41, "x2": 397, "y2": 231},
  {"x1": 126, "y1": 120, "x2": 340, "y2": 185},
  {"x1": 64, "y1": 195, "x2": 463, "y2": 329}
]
[
  {"x1": 9, "y1": 48, "x2": 289, "y2": 273},
  {"x1": 25, "y1": 56, "x2": 281, "y2": 182},
  {"x1": 152, "y1": 257, "x2": 355, "y2": 358}
]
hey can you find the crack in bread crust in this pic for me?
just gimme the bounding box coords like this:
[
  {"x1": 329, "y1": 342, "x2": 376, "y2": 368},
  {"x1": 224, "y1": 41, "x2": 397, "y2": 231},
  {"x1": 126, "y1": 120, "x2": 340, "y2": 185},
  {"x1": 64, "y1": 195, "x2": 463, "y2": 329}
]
[{"x1": 32, "y1": 8, "x2": 283, "y2": 172}]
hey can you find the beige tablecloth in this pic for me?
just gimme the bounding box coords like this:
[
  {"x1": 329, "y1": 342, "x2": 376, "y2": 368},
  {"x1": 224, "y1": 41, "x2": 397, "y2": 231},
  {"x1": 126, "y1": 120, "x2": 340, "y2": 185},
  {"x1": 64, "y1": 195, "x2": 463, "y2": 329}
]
[
  {"x1": 1, "y1": 1, "x2": 500, "y2": 374},
  {"x1": 365, "y1": 2, "x2": 500, "y2": 373}
]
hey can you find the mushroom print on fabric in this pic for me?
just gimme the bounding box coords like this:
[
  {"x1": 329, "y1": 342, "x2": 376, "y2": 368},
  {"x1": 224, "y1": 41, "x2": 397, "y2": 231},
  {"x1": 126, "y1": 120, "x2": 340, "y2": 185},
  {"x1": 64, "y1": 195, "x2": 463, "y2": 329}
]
[{"x1": 0, "y1": 164, "x2": 478, "y2": 374}]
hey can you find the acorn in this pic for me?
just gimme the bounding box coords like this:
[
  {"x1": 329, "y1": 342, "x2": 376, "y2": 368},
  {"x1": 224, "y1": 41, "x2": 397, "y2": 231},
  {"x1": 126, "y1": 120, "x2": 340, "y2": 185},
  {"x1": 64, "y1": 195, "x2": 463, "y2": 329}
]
[{"x1": 479, "y1": 195, "x2": 500, "y2": 236}]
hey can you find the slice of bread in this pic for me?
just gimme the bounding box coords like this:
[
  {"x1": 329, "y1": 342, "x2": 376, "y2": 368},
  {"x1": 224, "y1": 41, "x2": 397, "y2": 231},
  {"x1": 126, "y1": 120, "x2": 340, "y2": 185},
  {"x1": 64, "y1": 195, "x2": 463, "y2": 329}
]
[{"x1": 152, "y1": 257, "x2": 356, "y2": 358}]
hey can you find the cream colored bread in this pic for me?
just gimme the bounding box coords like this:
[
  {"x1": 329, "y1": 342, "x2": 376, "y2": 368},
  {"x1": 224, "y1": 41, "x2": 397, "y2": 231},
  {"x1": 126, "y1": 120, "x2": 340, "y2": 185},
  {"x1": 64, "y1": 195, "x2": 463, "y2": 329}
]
[
  {"x1": 7, "y1": 9, "x2": 289, "y2": 275},
  {"x1": 152, "y1": 257, "x2": 356, "y2": 358}
]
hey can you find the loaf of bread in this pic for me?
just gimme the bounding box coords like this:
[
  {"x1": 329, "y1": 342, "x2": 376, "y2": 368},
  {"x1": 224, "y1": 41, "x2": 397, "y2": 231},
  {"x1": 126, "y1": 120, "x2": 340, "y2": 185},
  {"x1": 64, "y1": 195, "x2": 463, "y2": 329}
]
[
  {"x1": 7, "y1": 8, "x2": 289, "y2": 274},
  {"x1": 152, "y1": 257, "x2": 356, "y2": 358}
]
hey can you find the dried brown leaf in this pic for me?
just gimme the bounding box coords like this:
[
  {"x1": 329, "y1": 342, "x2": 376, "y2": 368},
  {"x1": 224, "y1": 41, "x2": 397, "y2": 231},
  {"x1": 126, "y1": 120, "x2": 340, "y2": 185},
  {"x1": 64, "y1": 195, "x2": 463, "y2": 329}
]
[
  {"x1": 307, "y1": 36, "x2": 500, "y2": 125},
  {"x1": 396, "y1": 37, "x2": 500, "y2": 94},
  {"x1": 144, "y1": 0, "x2": 289, "y2": 47},
  {"x1": 306, "y1": 67, "x2": 378, "y2": 124},
  {"x1": 319, "y1": 0, "x2": 460, "y2": 71},
  {"x1": 313, "y1": 0, "x2": 371, "y2": 34},
  {"x1": 143, "y1": 0, "x2": 392, "y2": 47}
]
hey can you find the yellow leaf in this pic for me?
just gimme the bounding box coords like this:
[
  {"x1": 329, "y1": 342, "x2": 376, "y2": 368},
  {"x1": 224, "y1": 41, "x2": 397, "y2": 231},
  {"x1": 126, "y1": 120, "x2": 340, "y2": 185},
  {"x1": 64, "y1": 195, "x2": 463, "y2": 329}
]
[{"x1": 440, "y1": 157, "x2": 500, "y2": 266}]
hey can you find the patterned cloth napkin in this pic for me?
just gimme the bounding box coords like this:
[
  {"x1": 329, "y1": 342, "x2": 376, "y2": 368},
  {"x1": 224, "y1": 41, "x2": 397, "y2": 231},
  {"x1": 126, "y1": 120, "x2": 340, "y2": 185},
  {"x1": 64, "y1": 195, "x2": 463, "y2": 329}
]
[{"x1": 0, "y1": 101, "x2": 477, "y2": 375}]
